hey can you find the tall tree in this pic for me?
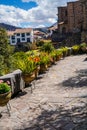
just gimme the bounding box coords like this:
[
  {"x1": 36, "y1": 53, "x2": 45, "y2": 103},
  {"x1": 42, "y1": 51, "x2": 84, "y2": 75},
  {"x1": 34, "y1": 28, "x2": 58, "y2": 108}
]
[
  {"x1": 0, "y1": 28, "x2": 9, "y2": 56},
  {"x1": 0, "y1": 28, "x2": 14, "y2": 75}
]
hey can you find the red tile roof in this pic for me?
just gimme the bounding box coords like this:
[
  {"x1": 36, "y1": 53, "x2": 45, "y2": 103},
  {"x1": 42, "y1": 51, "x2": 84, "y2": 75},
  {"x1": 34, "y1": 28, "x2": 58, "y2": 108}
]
[
  {"x1": 7, "y1": 28, "x2": 33, "y2": 36},
  {"x1": 14, "y1": 28, "x2": 32, "y2": 33},
  {"x1": 34, "y1": 30, "x2": 45, "y2": 35}
]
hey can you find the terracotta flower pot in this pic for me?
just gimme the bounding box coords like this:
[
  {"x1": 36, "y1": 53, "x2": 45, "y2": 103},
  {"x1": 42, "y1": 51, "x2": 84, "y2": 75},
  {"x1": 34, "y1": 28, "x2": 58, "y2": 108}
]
[
  {"x1": 47, "y1": 62, "x2": 52, "y2": 68},
  {"x1": 0, "y1": 91, "x2": 11, "y2": 107},
  {"x1": 35, "y1": 66, "x2": 40, "y2": 78},
  {"x1": 22, "y1": 72, "x2": 35, "y2": 84},
  {"x1": 39, "y1": 64, "x2": 48, "y2": 74}
]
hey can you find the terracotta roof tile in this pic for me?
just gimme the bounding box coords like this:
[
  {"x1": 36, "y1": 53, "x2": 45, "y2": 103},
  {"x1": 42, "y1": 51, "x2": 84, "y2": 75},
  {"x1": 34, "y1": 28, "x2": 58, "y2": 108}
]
[
  {"x1": 7, "y1": 31, "x2": 15, "y2": 36},
  {"x1": 34, "y1": 30, "x2": 45, "y2": 35},
  {"x1": 7, "y1": 28, "x2": 33, "y2": 36},
  {"x1": 14, "y1": 28, "x2": 32, "y2": 33}
]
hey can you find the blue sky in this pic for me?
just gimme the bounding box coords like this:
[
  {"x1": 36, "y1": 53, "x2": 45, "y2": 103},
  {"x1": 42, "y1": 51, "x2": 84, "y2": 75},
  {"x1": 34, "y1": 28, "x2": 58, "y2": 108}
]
[
  {"x1": 0, "y1": 0, "x2": 37, "y2": 10},
  {"x1": 0, "y1": 0, "x2": 77, "y2": 28}
]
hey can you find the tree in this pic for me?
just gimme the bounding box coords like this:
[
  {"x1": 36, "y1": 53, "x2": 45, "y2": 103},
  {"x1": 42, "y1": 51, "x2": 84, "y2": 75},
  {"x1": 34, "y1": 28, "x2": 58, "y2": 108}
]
[
  {"x1": 0, "y1": 28, "x2": 14, "y2": 75},
  {"x1": 0, "y1": 28, "x2": 9, "y2": 56}
]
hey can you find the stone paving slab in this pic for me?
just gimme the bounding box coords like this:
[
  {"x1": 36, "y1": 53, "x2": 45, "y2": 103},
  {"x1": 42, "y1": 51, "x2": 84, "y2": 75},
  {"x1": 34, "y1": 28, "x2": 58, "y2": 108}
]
[{"x1": 0, "y1": 55, "x2": 87, "y2": 130}]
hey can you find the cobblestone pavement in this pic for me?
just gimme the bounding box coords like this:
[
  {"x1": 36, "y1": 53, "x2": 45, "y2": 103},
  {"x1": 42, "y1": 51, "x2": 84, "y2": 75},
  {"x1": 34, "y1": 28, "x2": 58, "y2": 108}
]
[{"x1": 0, "y1": 54, "x2": 87, "y2": 130}]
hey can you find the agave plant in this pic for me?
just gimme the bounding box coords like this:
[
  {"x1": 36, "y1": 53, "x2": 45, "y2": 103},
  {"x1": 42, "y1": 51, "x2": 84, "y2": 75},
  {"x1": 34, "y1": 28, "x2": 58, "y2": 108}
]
[
  {"x1": 12, "y1": 52, "x2": 36, "y2": 74},
  {"x1": 60, "y1": 47, "x2": 68, "y2": 57},
  {"x1": 79, "y1": 43, "x2": 87, "y2": 53},
  {"x1": 40, "y1": 42, "x2": 54, "y2": 53},
  {"x1": 55, "y1": 50, "x2": 63, "y2": 61},
  {"x1": 40, "y1": 52, "x2": 50, "y2": 65},
  {"x1": 72, "y1": 45, "x2": 80, "y2": 55}
]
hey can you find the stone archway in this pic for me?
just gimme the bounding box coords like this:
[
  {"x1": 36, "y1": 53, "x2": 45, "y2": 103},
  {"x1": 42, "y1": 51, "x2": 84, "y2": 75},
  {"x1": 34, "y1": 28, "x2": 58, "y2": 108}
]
[{"x1": 62, "y1": 27, "x2": 66, "y2": 34}]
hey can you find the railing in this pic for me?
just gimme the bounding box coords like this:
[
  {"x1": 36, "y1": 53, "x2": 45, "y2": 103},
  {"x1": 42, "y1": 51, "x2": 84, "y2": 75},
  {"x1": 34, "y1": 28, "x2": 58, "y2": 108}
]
[{"x1": 0, "y1": 69, "x2": 24, "y2": 97}]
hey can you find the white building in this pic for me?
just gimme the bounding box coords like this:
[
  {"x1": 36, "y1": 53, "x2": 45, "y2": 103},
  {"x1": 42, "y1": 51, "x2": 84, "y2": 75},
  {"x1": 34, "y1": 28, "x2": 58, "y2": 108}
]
[{"x1": 7, "y1": 28, "x2": 34, "y2": 45}]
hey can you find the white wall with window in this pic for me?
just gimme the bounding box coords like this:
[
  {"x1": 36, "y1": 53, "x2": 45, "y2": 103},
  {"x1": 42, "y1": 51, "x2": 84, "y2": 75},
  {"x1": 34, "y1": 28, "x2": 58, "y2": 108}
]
[
  {"x1": 8, "y1": 29, "x2": 34, "y2": 45},
  {"x1": 9, "y1": 35, "x2": 16, "y2": 45}
]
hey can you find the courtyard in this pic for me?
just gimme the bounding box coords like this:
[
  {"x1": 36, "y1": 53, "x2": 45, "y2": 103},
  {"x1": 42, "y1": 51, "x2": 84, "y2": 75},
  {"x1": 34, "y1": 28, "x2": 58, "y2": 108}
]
[{"x1": 0, "y1": 54, "x2": 87, "y2": 130}]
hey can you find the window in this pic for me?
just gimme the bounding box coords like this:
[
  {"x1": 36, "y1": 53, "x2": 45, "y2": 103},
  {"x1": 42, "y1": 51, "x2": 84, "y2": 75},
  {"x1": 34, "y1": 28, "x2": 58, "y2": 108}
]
[
  {"x1": 12, "y1": 40, "x2": 15, "y2": 44},
  {"x1": 22, "y1": 38, "x2": 25, "y2": 41},
  {"x1": 12, "y1": 36, "x2": 14, "y2": 39},
  {"x1": 21, "y1": 33, "x2": 25, "y2": 37},
  {"x1": 62, "y1": 27, "x2": 66, "y2": 34},
  {"x1": 17, "y1": 38, "x2": 20, "y2": 43},
  {"x1": 65, "y1": 10, "x2": 67, "y2": 16},
  {"x1": 16, "y1": 33, "x2": 20, "y2": 36},
  {"x1": 27, "y1": 38, "x2": 30, "y2": 42}
]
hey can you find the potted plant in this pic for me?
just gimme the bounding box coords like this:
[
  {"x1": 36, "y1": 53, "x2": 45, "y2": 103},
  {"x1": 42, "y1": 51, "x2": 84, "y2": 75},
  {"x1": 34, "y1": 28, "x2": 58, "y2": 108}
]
[
  {"x1": 40, "y1": 42, "x2": 54, "y2": 53},
  {"x1": 31, "y1": 56, "x2": 40, "y2": 78},
  {"x1": 39, "y1": 52, "x2": 50, "y2": 73},
  {"x1": 60, "y1": 47, "x2": 68, "y2": 58},
  {"x1": 67, "y1": 47, "x2": 72, "y2": 56},
  {"x1": 80, "y1": 43, "x2": 87, "y2": 53},
  {"x1": 72, "y1": 45, "x2": 80, "y2": 55},
  {"x1": 49, "y1": 51, "x2": 57, "y2": 64},
  {"x1": 12, "y1": 52, "x2": 37, "y2": 84},
  {"x1": 54, "y1": 50, "x2": 63, "y2": 61},
  {"x1": 16, "y1": 58, "x2": 36, "y2": 84},
  {"x1": 0, "y1": 80, "x2": 11, "y2": 106}
]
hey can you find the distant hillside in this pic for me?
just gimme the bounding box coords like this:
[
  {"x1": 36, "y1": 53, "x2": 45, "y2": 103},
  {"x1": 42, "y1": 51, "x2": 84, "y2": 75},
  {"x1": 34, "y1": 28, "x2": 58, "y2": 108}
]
[
  {"x1": 34, "y1": 23, "x2": 57, "y2": 33},
  {"x1": 0, "y1": 23, "x2": 21, "y2": 31},
  {"x1": 0, "y1": 22, "x2": 57, "y2": 32},
  {"x1": 34, "y1": 27, "x2": 49, "y2": 33},
  {"x1": 49, "y1": 22, "x2": 57, "y2": 28}
]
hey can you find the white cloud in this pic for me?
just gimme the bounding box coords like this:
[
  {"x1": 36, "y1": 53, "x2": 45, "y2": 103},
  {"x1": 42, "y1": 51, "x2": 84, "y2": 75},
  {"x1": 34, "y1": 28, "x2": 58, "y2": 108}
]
[
  {"x1": 0, "y1": 5, "x2": 27, "y2": 26},
  {"x1": 36, "y1": 24, "x2": 46, "y2": 28},
  {"x1": 0, "y1": 0, "x2": 77, "y2": 28}
]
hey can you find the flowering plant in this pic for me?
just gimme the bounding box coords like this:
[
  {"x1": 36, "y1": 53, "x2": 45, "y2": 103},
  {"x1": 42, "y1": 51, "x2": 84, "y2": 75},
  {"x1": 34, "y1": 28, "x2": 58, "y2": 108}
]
[
  {"x1": 28, "y1": 56, "x2": 40, "y2": 66},
  {"x1": 15, "y1": 57, "x2": 36, "y2": 74},
  {"x1": 72, "y1": 45, "x2": 80, "y2": 55},
  {"x1": 40, "y1": 52, "x2": 50, "y2": 65},
  {"x1": 0, "y1": 80, "x2": 11, "y2": 94}
]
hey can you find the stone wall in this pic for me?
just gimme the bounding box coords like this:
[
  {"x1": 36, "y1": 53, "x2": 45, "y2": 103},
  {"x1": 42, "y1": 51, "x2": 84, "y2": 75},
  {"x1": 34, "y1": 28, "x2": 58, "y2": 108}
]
[
  {"x1": 67, "y1": 1, "x2": 83, "y2": 32},
  {"x1": 0, "y1": 70, "x2": 24, "y2": 97},
  {"x1": 58, "y1": 7, "x2": 67, "y2": 23},
  {"x1": 52, "y1": 32, "x2": 81, "y2": 48},
  {"x1": 58, "y1": 1, "x2": 84, "y2": 33}
]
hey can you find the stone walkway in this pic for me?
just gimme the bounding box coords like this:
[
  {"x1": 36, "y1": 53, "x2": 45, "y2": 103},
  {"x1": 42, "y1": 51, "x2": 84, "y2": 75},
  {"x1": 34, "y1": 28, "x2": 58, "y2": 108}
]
[{"x1": 0, "y1": 54, "x2": 87, "y2": 130}]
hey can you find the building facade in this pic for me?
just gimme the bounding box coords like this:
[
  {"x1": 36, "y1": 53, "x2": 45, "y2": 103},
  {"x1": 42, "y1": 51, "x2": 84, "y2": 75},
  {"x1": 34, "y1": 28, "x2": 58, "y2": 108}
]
[
  {"x1": 80, "y1": 0, "x2": 87, "y2": 31},
  {"x1": 58, "y1": 0, "x2": 86, "y2": 34},
  {"x1": 7, "y1": 28, "x2": 34, "y2": 45}
]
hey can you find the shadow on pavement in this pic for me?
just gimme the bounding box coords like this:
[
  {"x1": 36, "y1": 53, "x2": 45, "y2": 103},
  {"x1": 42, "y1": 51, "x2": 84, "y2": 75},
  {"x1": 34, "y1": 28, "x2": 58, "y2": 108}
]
[
  {"x1": 12, "y1": 91, "x2": 27, "y2": 98},
  {"x1": 59, "y1": 69, "x2": 87, "y2": 88},
  {"x1": 17, "y1": 103, "x2": 87, "y2": 130}
]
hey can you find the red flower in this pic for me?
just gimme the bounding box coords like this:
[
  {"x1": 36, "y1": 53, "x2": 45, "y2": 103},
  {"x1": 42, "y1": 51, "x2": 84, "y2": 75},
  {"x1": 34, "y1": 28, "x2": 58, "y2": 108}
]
[
  {"x1": 0, "y1": 80, "x2": 3, "y2": 83},
  {"x1": 0, "y1": 80, "x2": 10, "y2": 85}
]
